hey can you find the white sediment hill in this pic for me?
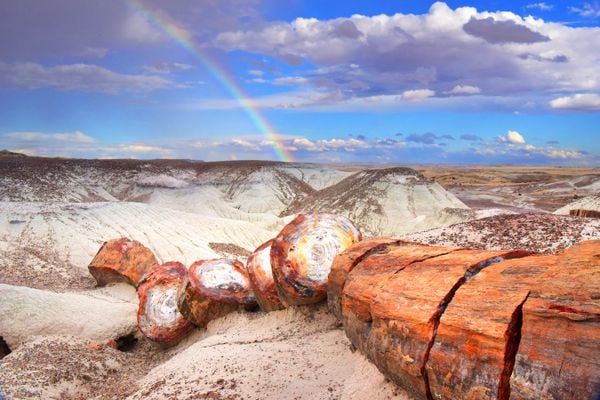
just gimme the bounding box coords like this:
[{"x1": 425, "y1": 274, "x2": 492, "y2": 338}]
[{"x1": 554, "y1": 194, "x2": 600, "y2": 215}]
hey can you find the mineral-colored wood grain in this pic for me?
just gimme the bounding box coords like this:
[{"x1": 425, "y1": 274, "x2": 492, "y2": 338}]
[
  {"x1": 246, "y1": 240, "x2": 284, "y2": 312},
  {"x1": 88, "y1": 238, "x2": 158, "y2": 287},
  {"x1": 368, "y1": 249, "x2": 531, "y2": 399},
  {"x1": 426, "y1": 240, "x2": 600, "y2": 400},
  {"x1": 177, "y1": 258, "x2": 257, "y2": 328},
  {"x1": 341, "y1": 244, "x2": 455, "y2": 354},
  {"x1": 327, "y1": 238, "x2": 410, "y2": 321},
  {"x1": 509, "y1": 240, "x2": 600, "y2": 400},
  {"x1": 137, "y1": 261, "x2": 193, "y2": 344},
  {"x1": 271, "y1": 213, "x2": 362, "y2": 306}
]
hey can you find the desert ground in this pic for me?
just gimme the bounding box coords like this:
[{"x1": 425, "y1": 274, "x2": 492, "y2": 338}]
[{"x1": 0, "y1": 151, "x2": 599, "y2": 399}]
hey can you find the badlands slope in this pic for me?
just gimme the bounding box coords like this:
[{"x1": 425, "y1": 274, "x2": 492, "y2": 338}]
[{"x1": 1, "y1": 154, "x2": 599, "y2": 399}]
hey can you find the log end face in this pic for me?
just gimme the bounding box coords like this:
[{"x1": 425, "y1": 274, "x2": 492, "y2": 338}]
[{"x1": 247, "y1": 239, "x2": 284, "y2": 312}]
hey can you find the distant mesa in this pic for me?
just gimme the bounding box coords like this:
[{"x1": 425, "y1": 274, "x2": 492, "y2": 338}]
[{"x1": 0, "y1": 149, "x2": 28, "y2": 158}]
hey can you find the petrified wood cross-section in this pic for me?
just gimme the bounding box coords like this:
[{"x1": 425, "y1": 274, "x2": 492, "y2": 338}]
[{"x1": 246, "y1": 239, "x2": 284, "y2": 312}]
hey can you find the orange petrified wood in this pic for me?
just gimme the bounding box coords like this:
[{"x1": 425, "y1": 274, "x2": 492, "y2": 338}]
[
  {"x1": 88, "y1": 238, "x2": 159, "y2": 287},
  {"x1": 336, "y1": 239, "x2": 599, "y2": 400},
  {"x1": 246, "y1": 239, "x2": 284, "y2": 312},
  {"x1": 270, "y1": 213, "x2": 362, "y2": 306},
  {"x1": 137, "y1": 261, "x2": 193, "y2": 344},
  {"x1": 177, "y1": 258, "x2": 257, "y2": 328}
]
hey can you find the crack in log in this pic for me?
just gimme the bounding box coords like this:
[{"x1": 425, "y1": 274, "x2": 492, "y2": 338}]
[
  {"x1": 498, "y1": 292, "x2": 530, "y2": 400},
  {"x1": 422, "y1": 252, "x2": 529, "y2": 400}
]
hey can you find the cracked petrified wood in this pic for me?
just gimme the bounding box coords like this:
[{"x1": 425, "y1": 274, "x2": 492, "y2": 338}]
[
  {"x1": 137, "y1": 261, "x2": 193, "y2": 344},
  {"x1": 334, "y1": 240, "x2": 600, "y2": 400},
  {"x1": 88, "y1": 238, "x2": 158, "y2": 287},
  {"x1": 177, "y1": 258, "x2": 257, "y2": 328},
  {"x1": 270, "y1": 213, "x2": 362, "y2": 306},
  {"x1": 246, "y1": 240, "x2": 284, "y2": 312}
]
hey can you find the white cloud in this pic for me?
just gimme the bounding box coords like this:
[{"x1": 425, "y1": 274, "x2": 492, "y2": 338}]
[
  {"x1": 248, "y1": 69, "x2": 264, "y2": 77},
  {"x1": 0, "y1": 62, "x2": 177, "y2": 94},
  {"x1": 120, "y1": 12, "x2": 165, "y2": 44},
  {"x1": 549, "y1": 93, "x2": 600, "y2": 111},
  {"x1": 526, "y1": 3, "x2": 554, "y2": 11},
  {"x1": 400, "y1": 89, "x2": 436, "y2": 101},
  {"x1": 569, "y1": 3, "x2": 600, "y2": 17},
  {"x1": 3, "y1": 131, "x2": 95, "y2": 143},
  {"x1": 272, "y1": 76, "x2": 309, "y2": 85},
  {"x1": 213, "y1": 2, "x2": 600, "y2": 111},
  {"x1": 497, "y1": 130, "x2": 526, "y2": 144},
  {"x1": 445, "y1": 85, "x2": 481, "y2": 95}
]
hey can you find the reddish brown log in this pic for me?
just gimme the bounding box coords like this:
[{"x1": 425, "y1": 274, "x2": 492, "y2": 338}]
[
  {"x1": 426, "y1": 240, "x2": 600, "y2": 400},
  {"x1": 270, "y1": 213, "x2": 362, "y2": 306},
  {"x1": 246, "y1": 240, "x2": 284, "y2": 312},
  {"x1": 137, "y1": 261, "x2": 193, "y2": 344},
  {"x1": 88, "y1": 238, "x2": 158, "y2": 287},
  {"x1": 177, "y1": 258, "x2": 257, "y2": 328},
  {"x1": 569, "y1": 208, "x2": 600, "y2": 218},
  {"x1": 327, "y1": 238, "x2": 414, "y2": 321},
  {"x1": 367, "y1": 249, "x2": 531, "y2": 400}
]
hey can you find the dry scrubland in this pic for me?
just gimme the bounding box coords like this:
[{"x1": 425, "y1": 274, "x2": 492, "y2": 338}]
[{"x1": 0, "y1": 152, "x2": 599, "y2": 399}]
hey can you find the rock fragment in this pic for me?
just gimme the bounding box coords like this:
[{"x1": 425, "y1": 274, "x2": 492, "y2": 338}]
[
  {"x1": 88, "y1": 238, "x2": 159, "y2": 287},
  {"x1": 137, "y1": 261, "x2": 193, "y2": 344},
  {"x1": 271, "y1": 213, "x2": 362, "y2": 306},
  {"x1": 177, "y1": 258, "x2": 257, "y2": 328},
  {"x1": 246, "y1": 240, "x2": 284, "y2": 312}
]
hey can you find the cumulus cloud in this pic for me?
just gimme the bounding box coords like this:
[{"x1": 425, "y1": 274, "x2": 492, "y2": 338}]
[
  {"x1": 406, "y1": 132, "x2": 441, "y2": 145},
  {"x1": 497, "y1": 130, "x2": 526, "y2": 144},
  {"x1": 142, "y1": 62, "x2": 194, "y2": 74},
  {"x1": 549, "y1": 93, "x2": 600, "y2": 111},
  {"x1": 213, "y1": 2, "x2": 600, "y2": 112},
  {"x1": 0, "y1": 62, "x2": 177, "y2": 94}
]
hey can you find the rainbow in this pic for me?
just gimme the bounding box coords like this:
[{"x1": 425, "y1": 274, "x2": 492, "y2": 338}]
[{"x1": 127, "y1": 0, "x2": 293, "y2": 162}]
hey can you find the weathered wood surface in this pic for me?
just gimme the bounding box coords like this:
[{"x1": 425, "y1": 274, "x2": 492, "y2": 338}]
[
  {"x1": 246, "y1": 239, "x2": 284, "y2": 312},
  {"x1": 177, "y1": 258, "x2": 257, "y2": 328},
  {"x1": 88, "y1": 238, "x2": 158, "y2": 287},
  {"x1": 334, "y1": 240, "x2": 600, "y2": 400},
  {"x1": 271, "y1": 213, "x2": 362, "y2": 306},
  {"x1": 137, "y1": 261, "x2": 193, "y2": 344}
]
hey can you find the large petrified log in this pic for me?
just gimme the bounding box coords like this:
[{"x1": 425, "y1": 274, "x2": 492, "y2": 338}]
[
  {"x1": 88, "y1": 238, "x2": 158, "y2": 287},
  {"x1": 271, "y1": 213, "x2": 362, "y2": 306},
  {"x1": 335, "y1": 240, "x2": 600, "y2": 400},
  {"x1": 177, "y1": 258, "x2": 257, "y2": 328},
  {"x1": 246, "y1": 240, "x2": 284, "y2": 312},
  {"x1": 569, "y1": 208, "x2": 600, "y2": 218},
  {"x1": 137, "y1": 261, "x2": 193, "y2": 344}
]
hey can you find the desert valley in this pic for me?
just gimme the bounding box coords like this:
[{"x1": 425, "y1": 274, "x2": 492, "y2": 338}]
[{"x1": 0, "y1": 151, "x2": 598, "y2": 399}]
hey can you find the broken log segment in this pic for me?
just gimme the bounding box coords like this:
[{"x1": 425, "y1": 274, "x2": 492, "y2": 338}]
[
  {"x1": 88, "y1": 238, "x2": 159, "y2": 287},
  {"x1": 426, "y1": 240, "x2": 600, "y2": 400},
  {"x1": 137, "y1": 261, "x2": 193, "y2": 344},
  {"x1": 327, "y1": 238, "x2": 411, "y2": 321},
  {"x1": 177, "y1": 258, "x2": 257, "y2": 328},
  {"x1": 367, "y1": 249, "x2": 531, "y2": 400},
  {"x1": 569, "y1": 208, "x2": 600, "y2": 218},
  {"x1": 271, "y1": 213, "x2": 362, "y2": 306},
  {"x1": 246, "y1": 240, "x2": 284, "y2": 312}
]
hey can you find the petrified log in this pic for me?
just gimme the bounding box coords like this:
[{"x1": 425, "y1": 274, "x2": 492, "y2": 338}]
[
  {"x1": 177, "y1": 258, "x2": 257, "y2": 328},
  {"x1": 246, "y1": 240, "x2": 284, "y2": 312},
  {"x1": 569, "y1": 208, "x2": 600, "y2": 218},
  {"x1": 137, "y1": 261, "x2": 193, "y2": 344},
  {"x1": 337, "y1": 240, "x2": 600, "y2": 400},
  {"x1": 368, "y1": 249, "x2": 530, "y2": 400},
  {"x1": 270, "y1": 213, "x2": 362, "y2": 306},
  {"x1": 88, "y1": 238, "x2": 158, "y2": 287},
  {"x1": 327, "y1": 238, "x2": 414, "y2": 321}
]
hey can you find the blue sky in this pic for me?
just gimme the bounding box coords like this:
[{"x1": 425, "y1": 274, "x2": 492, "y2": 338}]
[{"x1": 0, "y1": 0, "x2": 599, "y2": 164}]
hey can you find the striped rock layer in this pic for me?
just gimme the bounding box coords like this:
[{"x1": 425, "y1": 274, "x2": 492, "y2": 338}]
[{"x1": 329, "y1": 240, "x2": 600, "y2": 400}]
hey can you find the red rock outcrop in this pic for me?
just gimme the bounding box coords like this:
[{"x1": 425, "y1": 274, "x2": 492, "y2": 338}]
[
  {"x1": 137, "y1": 261, "x2": 193, "y2": 344},
  {"x1": 246, "y1": 240, "x2": 284, "y2": 312},
  {"x1": 177, "y1": 258, "x2": 257, "y2": 328},
  {"x1": 88, "y1": 238, "x2": 158, "y2": 287},
  {"x1": 271, "y1": 213, "x2": 362, "y2": 306},
  {"x1": 333, "y1": 240, "x2": 600, "y2": 400},
  {"x1": 569, "y1": 208, "x2": 600, "y2": 218}
]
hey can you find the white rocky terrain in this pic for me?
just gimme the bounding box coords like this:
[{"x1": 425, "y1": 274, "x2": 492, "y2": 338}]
[{"x1": 0, "y1": 152, "x2": 598, "y2": 399}]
